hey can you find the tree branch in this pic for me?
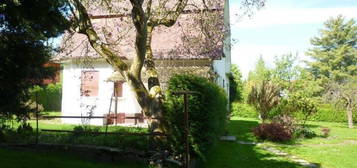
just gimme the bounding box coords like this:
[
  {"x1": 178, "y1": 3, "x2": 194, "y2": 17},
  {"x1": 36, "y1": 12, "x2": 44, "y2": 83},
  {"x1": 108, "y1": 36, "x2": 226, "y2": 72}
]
[
  {"x1": 71, "y1": 0, "x2": 129, "y2": 74},
  {"x1": 148, "y1": 0, "x2": 188, "y2": 27}
]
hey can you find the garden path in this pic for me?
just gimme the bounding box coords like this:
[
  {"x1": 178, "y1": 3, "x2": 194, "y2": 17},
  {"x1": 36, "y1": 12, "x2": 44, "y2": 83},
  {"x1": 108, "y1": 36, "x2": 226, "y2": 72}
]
[{"x1": 235, "y1": 140, "x2": 319, "y2": 168}]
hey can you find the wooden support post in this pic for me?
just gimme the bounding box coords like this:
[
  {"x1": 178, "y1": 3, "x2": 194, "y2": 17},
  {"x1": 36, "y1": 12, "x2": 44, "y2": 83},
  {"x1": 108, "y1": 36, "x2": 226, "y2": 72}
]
[
  {"x1": 172, "y1": 91, "x2": 199, "y2": 168},
  {"x1": 114, "y1": 88, "x2": 118, "y2": 125}
]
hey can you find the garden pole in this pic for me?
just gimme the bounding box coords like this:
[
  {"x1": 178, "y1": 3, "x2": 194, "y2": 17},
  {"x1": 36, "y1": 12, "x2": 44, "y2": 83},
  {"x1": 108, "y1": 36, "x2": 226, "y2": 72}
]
[
  {"x1": 114, "y1": 87, "x2": 118, "y2": 125},
  {"x1": 172, "y1": 91, "x2": 199, "y2": 168},
  {"x1": 35, "y1": 91, "x2": 39, "y2": 145},
  {"x1": 184, "y1": 93, "x2": 189, "y2": 168}
]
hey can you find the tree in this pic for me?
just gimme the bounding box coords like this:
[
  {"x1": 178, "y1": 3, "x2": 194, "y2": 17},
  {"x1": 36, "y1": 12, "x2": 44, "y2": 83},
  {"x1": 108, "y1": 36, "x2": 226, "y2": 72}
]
[
  {"x1": 228, "y1": 64, "x2": 243, "y2": 103},
  {"x1": 306, "y1": 15, "x2": 357, "y2": 83},
  {"x1": 271, "y1": 52, "x2": 299, "y2": 90},
  {"x1": 306, "y1": 15, "x2": 357, "y2": 128},
  {"x1": 0, "y1": 0, "x2": 70, "y2": 120},
  {"x1": 248, "y1": 80, "x2": 280, "y2": 122},
  {"x1": 65, "y1": 0, "x2": 266, "y2": 134},
  {"x1": 248, "y1": 56, "x2": 271, "y2": 82},
  {"x1": 325, "y1": 77, "x2": 357, "y2": 128}
]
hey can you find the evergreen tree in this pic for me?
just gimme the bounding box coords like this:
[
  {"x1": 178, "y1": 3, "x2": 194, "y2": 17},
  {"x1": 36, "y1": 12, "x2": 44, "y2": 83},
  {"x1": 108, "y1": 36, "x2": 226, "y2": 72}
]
[
  {"x1": 248, "y1": 56, "x2": 271, "y2": 82},
  {"x1": 0, "y1": 0, "x2": 70, "y2": 119},
  {"x1": 306, "y1": 15, "x2": 357, "y2": 83}
]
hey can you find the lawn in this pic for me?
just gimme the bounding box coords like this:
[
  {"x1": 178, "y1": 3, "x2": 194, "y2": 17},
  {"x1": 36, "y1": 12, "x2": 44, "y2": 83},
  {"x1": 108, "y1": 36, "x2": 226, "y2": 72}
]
[
  {"x1": 4, "y1": 114, "x2": 357, "y2": 168},
  {"x1": 203, "y1": 117, "x2": 357, "y2": 168},
  {"x1": 0, "y1": 148, "x2": 146, "y2": 168},
  {"x1": 202, "y1": 117, "x2": 304, "y2": 168}
]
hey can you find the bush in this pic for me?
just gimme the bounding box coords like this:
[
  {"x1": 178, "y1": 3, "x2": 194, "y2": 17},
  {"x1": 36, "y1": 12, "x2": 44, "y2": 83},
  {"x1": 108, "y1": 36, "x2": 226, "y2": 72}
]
[
  {"x1": 164, "y1": 74, "x2": 228, "y2": 159},
  {"x1": 253, "y1": 123, "x2": 292, "y2": 142},
  {"x1": 231, "y1": 102, "x2": 258, "y2": 118},
  {"x1": 320, "y1": 127, "x2": 331, "y2": 137},
  {"x1": 294, "y1": 127, "x2": 317, "y2": 139},
  {"x1": 30, "y1": 83, "x2": 62, "y2": 111}
]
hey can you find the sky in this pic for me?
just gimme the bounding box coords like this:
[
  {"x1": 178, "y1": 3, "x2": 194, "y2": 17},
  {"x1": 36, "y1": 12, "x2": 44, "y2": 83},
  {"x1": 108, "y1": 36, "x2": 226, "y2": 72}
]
[{"x1": 229, "y1": 0, "x2": 357, "y2": 79}]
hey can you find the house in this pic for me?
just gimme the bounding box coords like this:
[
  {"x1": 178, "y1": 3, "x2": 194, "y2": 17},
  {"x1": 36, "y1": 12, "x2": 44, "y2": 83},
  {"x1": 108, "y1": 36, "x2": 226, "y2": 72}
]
[{"x1": 53, "y1": 0, "x2": 231, "y2": 126}]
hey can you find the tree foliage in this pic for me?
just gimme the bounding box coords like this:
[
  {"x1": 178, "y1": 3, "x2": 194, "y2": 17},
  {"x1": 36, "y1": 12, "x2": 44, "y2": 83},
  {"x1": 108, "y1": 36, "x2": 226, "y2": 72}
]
[
  {"x1": 247, "y1": 56, "x2": 271, "y2": 82},
  {"x1": 306, "y1": 15, "x2": 357, "y2": 83},
  {"x1": 271, "y1": 53, "x2": 299, "y2": 90},
  {"x1": 228, "y1": 64, "x2": 243, "y2": 103},
  {"x1": 0, "y1": 0, "x2": 70, "y2": 119},
  {"x1": 307, "y1": 15, "x2": 357, "y2": 128}
]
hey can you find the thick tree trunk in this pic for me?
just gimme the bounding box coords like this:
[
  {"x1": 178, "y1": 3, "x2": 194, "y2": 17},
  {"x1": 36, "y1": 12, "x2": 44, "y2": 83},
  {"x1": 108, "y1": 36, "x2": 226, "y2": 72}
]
[{"x1": 129, "y1": 1, "x2": 165, "y2": 139}]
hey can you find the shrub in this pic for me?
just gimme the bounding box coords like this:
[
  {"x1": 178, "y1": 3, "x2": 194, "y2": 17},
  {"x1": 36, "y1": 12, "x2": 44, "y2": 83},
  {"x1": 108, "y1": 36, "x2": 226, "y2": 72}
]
[
  {"x1": 320, "y1": 127, "x2": 331, "y2": 137},
  {"x1": 294, "y1": 127, "x2": 317, "y2": 139},
  {"x1": 164, "y1": 74, "x2": 228, "y2": 159},
  {"x1": 253, "y1": 123, "x2": 292, "y2": 142},
  {"x1": 16, "y1": 123, "x2": 33, "y2": 134}
]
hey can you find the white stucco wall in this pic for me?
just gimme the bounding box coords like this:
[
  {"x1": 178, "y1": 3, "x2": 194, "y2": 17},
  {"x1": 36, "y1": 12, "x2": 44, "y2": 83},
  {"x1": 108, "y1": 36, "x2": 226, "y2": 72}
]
[
  {"x1": 213, "y1": 0, "x2": 231, "y2": 98},
  {"x1": 61, "y1": 61, "x2": 141, "y2": 125}
]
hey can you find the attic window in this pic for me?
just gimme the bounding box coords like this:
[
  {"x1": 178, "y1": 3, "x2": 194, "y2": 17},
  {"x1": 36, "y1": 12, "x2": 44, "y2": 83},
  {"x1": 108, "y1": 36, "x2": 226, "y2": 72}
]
[{"x1": 80, "y1": 71, "x2": 99, "y2": 97}]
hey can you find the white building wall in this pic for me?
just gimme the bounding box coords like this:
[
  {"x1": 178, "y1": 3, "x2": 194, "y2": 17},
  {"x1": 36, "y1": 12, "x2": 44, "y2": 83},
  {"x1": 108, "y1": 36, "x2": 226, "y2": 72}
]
[
  {"x1": 61, "y1": 61, "x2": 141, "y2": 125},
  {"x1": 213, "y1": 0, "x2": 231, "y2": 98}
]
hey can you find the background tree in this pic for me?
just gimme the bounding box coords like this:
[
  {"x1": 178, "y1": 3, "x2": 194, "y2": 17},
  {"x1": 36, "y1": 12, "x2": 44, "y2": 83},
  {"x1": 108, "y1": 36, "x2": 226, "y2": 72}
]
[
  {"x1": 247, "y1": 56, "x2": 271, "y2": 83},
  {"x1": 271, "y1": 53, "x2": 299, "y2": 90},
  {"x1": 0, "y1": 0, "x2": 70, "y2": 121},
  {"x1": 325, "y1": 77, "x2": 357, "y2": 128},
  {"x1": 306, "y1": 15, "x2": 357, "y2": 83},
  {"x1": 307, "y1": 15, "x2": 357, "y2": 128},
  {"x1": 228, "y1": 64, "x2": 244, "y2": 103}
]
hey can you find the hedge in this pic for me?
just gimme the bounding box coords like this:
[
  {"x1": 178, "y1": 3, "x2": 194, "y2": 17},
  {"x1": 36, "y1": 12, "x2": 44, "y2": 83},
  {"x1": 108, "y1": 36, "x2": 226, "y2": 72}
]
[
  {"x1": 307, "y1": 104, "x2": 357, "y2": 123},
  {"x1": 30, "y1": 83, "x2": 62, "y2": 111},
  {"x1": 163, "y1": 74, "x2": 228, "y2": 160},
  {"x1": 231, "y1": 102, "x2": 357, "y2": 123},
  {"x1": 231, "y1": 102, "x2": 258, "y2": 118}
]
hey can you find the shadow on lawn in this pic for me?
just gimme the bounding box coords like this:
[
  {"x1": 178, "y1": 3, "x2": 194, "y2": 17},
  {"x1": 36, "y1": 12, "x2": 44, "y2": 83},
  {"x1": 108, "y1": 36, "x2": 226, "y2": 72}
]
[{"x1": 202, "y1": 119, "x2": 320, "y2": 168}]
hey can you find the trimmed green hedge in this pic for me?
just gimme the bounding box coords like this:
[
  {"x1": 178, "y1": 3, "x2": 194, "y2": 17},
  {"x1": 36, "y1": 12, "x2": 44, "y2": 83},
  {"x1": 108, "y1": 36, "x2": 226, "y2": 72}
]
[
  {"x1": 31, "y1": 83, "x2": 62, "y2": 111},
  {"x1": 164, "y1": 74, "x2": 228, "y2": 159},
  {"x1": 307, "y1": 104, "x2": 357, "y2": 123},
  {"x1": 231, "y1": 102, "x2": 356, "y2": 123},
  {"x1": 231, "y1": 102, "x2": 258, "y2": 118}
]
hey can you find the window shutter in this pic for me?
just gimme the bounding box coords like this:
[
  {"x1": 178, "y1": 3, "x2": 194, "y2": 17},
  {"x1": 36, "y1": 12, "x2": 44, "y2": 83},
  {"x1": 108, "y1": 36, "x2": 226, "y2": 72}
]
[{"x1": 80, "y1": 71, "x2": 99, "y2": 97}]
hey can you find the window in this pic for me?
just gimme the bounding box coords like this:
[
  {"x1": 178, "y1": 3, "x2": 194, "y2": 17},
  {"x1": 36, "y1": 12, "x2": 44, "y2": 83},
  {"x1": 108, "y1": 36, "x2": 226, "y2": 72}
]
[
  {"x1": 114, "y1": 82, "x2": 123, "y2": 97},
  {"x1": 80, "y1": 71, "x2": 99, "y2": 97}
]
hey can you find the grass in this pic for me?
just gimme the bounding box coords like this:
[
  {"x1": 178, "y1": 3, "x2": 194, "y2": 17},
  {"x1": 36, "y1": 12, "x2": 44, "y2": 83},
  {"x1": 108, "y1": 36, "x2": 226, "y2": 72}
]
[
  {"x1": 205, "y1": 117, "x2": 357, "y2": 168},
  {"x1": 4, "y1": 112, "x2": 357, "y2": 168},
  {"x1": 0, "y1": 148, "x2": 146, "y2": 168},
  {"x1": 3, "y1": 111, "x2": 149, "y2": 149},
  {"x1": 271, "y1": 120, "x2": 357, "y2": 168}
]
